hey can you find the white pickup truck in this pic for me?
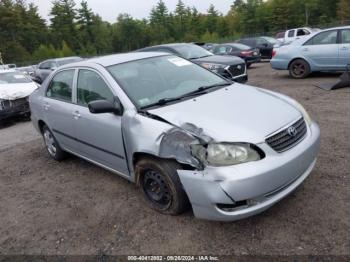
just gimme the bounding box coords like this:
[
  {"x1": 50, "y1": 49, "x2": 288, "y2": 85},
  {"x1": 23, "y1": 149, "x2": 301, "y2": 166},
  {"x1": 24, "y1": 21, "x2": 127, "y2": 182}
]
[{"x1": 276, "y1": 27, "x2": 320, "y2": 43}]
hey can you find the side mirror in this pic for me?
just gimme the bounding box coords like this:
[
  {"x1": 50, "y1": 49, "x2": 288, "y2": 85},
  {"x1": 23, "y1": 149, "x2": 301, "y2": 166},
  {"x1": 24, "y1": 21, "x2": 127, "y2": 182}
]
[
  {"x1": 51, "y1": 67, "x2": 57, "y2": 71},
  {"x1": 88, "y1": 99, "x2": 123, "y2": 115}
]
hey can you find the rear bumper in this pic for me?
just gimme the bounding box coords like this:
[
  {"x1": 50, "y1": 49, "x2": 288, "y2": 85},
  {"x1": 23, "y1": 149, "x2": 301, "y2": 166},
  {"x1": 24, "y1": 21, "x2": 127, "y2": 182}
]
[
  {"x1": 178, "y1": 121, "x2": 320, "y2": 221},
  {"x1": 270, "y1": 58, "x2": 289, "y2": 70}
]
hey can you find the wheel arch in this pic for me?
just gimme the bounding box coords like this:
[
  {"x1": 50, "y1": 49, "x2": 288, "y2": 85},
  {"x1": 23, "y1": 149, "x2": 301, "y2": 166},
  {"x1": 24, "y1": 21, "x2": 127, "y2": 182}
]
[
  {"x1": 132, "y1": 152, "x2": 195, "y2": 185},
  {"x1": 38, "y1": 119, "x2": 47, "y2": 133},
  {"x1": 287, "y1": 57, "x2": 311, "y2": 70}
]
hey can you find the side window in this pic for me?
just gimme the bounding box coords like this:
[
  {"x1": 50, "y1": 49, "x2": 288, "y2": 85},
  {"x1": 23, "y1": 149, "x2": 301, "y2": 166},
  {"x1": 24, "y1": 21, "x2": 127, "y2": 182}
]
[
  {"x1": 216, "y1": 46, "x2": 228, "y2": 54},
  {"x1": 305, "y1": 30, "x2": 338, "y2": 45},
  {"x1": 288, "y1": 30, "x2": 295, "y2": 38},
  {"x1": 46, "y1": 70, "x2": 75, "y2": 102},
  {"x1": 341, "y1": 30, "x2": 350, "y2": 44},
  {"x1": 77, "y1": 69, "x2": 114, "y2": 106}
]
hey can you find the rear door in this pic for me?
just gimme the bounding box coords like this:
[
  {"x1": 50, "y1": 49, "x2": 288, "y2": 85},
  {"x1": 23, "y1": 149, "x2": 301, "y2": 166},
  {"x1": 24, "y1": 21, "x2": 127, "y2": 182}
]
[
  {"x1": 301, "y1": 30, "x2": 339, "y2": 69},
  {"x1": 42, "y1": 69, "x2": 80, "y2": 152},
  {"x1": 338, "y1": 29, "x2": 350, "y2": 69},
  {"x1": 73, "y1": 68, "x2": 129, "y2": 175}
]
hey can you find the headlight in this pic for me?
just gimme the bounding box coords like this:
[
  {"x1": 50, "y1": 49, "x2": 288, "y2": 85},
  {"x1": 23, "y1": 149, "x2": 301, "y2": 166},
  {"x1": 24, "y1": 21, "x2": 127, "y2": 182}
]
[
  {"x1": 201, "y1": 63, "x2": 225, "y2": 72},
  {"x1": 293, "y1": 100, "x2": 312, "y2": 126},
  {"x1": 191, "y1": 143, "x2": 261, "y2": 167}
]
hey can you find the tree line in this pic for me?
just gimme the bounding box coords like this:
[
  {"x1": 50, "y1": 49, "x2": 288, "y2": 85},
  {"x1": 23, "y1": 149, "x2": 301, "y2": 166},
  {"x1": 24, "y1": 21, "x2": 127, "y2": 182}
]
[{"x1": 0, "y1": 0, "x2": 349, "y2": 65}]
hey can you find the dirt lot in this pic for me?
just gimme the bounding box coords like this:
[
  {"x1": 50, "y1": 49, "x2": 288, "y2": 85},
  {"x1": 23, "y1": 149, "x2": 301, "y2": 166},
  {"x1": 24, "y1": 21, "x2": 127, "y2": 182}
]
[{"x1": 0, "y1": 63, "x2": 349, "y2": 256}]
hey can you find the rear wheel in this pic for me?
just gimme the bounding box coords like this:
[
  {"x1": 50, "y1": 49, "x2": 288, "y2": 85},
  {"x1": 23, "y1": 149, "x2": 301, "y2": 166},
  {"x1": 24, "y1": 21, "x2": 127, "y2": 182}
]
[
  {"x1": 289, "y1": 59, "x2": 311, "y2": 79},
  {"x1": 42, "y1": 125, "x2": 66, "y2": 161},
  {"x1": 135, "y1": 157, "x2": 189, "y2": 215}
]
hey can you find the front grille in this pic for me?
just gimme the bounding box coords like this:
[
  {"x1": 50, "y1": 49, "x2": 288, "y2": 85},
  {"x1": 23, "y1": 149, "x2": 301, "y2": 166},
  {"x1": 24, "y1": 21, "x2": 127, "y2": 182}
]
[
  {"x1": 266, "y1": 118, "x2": 307, "y2": 153},
  {"x1": 0, "y1": 98, "x2": 28, "y2": 111},
  {"x1": 228, "y1": 63, "x2": 246, "y2": 77},
  {"x1": 10, "y1": 98, "x2": 27, "y2": 107}
]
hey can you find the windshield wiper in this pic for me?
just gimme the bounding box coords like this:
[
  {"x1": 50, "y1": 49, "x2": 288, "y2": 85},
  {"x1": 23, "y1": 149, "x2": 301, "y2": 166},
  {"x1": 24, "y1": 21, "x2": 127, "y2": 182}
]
[
  {"x1": 141, "y1": 97, "x2": 182, "y2": 109},
  {"x1": 141, "y1": 82, "x2": 232, "y2": 109},
  {"x1": 189, "y1": 55, "x2": 212, "y2": 59}
]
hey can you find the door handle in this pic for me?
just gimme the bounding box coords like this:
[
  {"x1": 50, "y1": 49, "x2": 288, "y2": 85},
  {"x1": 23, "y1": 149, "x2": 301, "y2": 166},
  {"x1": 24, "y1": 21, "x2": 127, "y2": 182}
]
[
  {"x1": 340, "y1": 46, "x2": 348, "y2": 50},
  {"x1": 43, "y1": 103, "x2": 50, "y2": 110},
  {"x1": 302, "y1": 48, "x2": 309, "y2": 51},
  {"x1": 73, "y1": 111, "x2": 81, "y2": 120}
]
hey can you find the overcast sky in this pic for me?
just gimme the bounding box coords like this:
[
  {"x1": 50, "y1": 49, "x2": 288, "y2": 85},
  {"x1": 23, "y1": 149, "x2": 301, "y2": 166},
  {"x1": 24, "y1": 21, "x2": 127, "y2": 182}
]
[{"x1": 31, "y1": 0, "x2": 232, "y2": 23}]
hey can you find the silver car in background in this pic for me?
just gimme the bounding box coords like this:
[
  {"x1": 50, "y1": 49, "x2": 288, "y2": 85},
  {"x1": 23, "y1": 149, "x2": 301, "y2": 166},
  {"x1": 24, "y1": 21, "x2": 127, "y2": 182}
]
[
  {"x1": 34, "y1": 56, "x2": 83, "y2": 83},
  {"x1": 271, "y1": 26, "x2": 350, "y2": 78},
  {"x1": 29, "y1": 52, "x2": 320, "y2": 221}
]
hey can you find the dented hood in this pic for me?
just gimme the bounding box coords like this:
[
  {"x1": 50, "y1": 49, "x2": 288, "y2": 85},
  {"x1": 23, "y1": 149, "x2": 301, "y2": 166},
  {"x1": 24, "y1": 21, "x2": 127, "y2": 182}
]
[
  {"x1": 0, "y1": 82, "x2": 38, "y2": 100},
  {"x1": 148, "y1": 84, "x2": 301, "y2": 143}
]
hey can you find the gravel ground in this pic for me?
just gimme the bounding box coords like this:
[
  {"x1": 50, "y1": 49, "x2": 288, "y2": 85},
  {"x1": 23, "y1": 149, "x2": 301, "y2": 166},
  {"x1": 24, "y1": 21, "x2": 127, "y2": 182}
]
[{"x1": 0, "y1": 63, "x2": 349, "y2": 256}]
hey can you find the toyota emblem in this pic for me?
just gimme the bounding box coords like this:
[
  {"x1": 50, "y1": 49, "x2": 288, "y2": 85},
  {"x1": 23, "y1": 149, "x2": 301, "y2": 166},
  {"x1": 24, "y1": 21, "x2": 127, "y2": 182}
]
[
  {"x1": 237, "y1": 65, "x2": 242, "y2": 70},
  {"x1": 287, "y1": 126, "x2": 298, "y2": 137}
]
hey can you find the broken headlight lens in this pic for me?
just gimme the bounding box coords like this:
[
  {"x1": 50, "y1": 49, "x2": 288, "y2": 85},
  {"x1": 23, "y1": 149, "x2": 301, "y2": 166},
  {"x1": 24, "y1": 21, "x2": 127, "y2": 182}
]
[{"x1": 191, "y1": 143, "x2": 261, "y2": 167}]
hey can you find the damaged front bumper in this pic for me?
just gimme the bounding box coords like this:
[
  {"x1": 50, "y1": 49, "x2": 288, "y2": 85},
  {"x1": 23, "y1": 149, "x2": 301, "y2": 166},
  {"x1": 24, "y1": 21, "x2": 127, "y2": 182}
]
[
  {"x1": 178, "y1": 121, "x2": 320, "y2": 221},
  {"x1": 0, "y1": 97, "x2": 30, "y2": 120}
]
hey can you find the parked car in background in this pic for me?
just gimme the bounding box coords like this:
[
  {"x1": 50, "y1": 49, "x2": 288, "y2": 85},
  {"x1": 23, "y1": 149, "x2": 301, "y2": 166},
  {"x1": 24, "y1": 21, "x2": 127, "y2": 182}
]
[
  {"x1": 34, "y1": 56, "x2": 83, "y2": 84},
  {"x1": 271, "y1": 26, "x2": 350, "y2": 78},
  {"x1": 137, "y1": 43, "x2": 247, "y2": 83},
  {"x1": 213, "y1": 43, "x2": 261, "y2": 68},
  {"x1": 16, "y1": 65, "x2": 36, "y2": 76},
  {"x1": 276, "y1": 27, "x2": 320, "y2": 44},
  {"x1": 236, "y1": 37, "x2": 275, "y2": 59},
  {"x1": 193, "y1": 42, "x2": 217, "y2": 52},
  {"x1": 0, "y1": 70, "x2": 39, "y2": 120},
  {"x1": 0, "y1": 64, "x2": 16, "y2": 70},
  {"x1": 29, "y1": 52, "x2": 320, "y2": 221}
]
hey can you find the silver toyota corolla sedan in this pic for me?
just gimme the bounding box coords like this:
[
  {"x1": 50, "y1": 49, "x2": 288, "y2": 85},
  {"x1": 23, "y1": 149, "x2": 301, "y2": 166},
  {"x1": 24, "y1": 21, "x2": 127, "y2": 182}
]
[{"x1": 29, "y1": 52, "x2": 320, "y2": 221}]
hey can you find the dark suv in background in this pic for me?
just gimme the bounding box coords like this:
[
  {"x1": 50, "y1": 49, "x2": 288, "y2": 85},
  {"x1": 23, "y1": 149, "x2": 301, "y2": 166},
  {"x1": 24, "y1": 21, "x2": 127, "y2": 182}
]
[
  {"x1": 137, "y1": 43, "x2": 248, "y2": 83},
  {"x1": 236, "y1": 37, "x2": 276, "y2": 59},
  {"x1": 33, "y1": 56, "x2": 83, "y2": 83},
  {"x1": 213, "y1": 43, "x2": 261, "y2": 68}
]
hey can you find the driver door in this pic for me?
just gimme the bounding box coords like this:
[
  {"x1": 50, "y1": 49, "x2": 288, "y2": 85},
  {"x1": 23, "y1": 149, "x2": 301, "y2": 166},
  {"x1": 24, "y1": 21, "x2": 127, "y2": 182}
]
[{"x1": 73, "y1": 68, "x2": 129, "y2": 175}]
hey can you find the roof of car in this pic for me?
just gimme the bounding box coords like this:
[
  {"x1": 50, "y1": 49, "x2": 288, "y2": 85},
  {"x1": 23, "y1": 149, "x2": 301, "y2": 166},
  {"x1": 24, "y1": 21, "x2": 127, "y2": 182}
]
[
  {"x1": 141, "y1": 43, "x2": 196, "y2": 49},
  {"x1": 59, "y1": 52, "x2": 169, "y2": 68}
]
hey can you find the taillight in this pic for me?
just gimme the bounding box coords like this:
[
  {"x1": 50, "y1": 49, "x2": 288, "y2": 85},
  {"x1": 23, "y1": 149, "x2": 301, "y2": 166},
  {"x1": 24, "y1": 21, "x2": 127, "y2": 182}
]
[
  {"x1": 272, "y1": 49, "x2": 277, "y2": 58},
  {"x1": 241, "y1": 51, "x2": 253, "y2": 57}
]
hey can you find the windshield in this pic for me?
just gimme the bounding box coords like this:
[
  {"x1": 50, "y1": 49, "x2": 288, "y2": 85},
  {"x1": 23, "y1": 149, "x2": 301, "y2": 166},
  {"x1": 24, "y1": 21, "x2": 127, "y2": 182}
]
[
  {"x1": 0, "y1": 72, "x2": 32, "y2": 84},
  {"x1": 107, "y1": 55, "x2": 227, "y2": 108},
  {"x1": 172, "y1": 45, "x2": 213, "y2": 59}
]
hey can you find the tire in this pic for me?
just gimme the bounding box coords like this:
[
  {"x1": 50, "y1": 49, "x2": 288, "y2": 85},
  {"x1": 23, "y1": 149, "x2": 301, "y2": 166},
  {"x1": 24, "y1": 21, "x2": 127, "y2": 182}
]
[
  {"x1": 135, "y1": 157, "x2": 189, "y2": 215},
  {"x1": 42, "y1": 125, "x2": 66, "y2": 161},
  {"x1": 289, "y1": 59, "x2": 311, "y2": 79}
]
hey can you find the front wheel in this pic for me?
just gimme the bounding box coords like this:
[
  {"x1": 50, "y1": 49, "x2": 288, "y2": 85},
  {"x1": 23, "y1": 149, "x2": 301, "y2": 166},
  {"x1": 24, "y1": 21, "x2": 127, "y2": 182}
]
[
  {"x1": 42, "y1": 125, "x2": 66, "y2": 161},
  {"x1": 135, "y1": 157, "x2": 189, "y2": 215},
  {"x1": 289, "y1": 59, "x2": 311, "y2": 79}
]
